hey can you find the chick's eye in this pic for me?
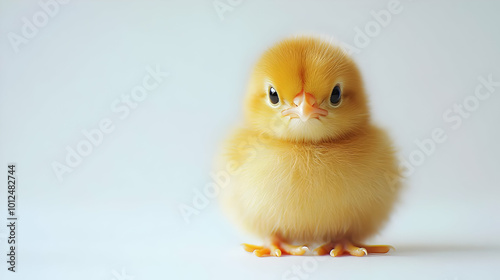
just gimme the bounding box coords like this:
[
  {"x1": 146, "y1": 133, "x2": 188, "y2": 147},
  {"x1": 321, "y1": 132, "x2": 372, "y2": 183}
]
[
  {"x1": 269, "y1": 87, "x2": 279, "y2": 105},
  {"x1": 330, "y1": 85, "x2": 341, "y2": 106}
]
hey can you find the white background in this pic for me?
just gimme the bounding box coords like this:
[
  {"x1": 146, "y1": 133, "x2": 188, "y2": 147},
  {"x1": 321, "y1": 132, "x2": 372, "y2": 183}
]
[{"x1": 1, "y1": 0, "x2": 500, "y2": 279}]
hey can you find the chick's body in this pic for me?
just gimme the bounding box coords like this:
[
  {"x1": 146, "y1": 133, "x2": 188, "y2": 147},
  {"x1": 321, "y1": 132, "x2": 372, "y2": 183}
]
[
  {"x1": 223, "y1": 126, "x2": 398, "y2": 244},
  {"x1": 219, "y1": 37, "x2": 400, "y2": 257}
]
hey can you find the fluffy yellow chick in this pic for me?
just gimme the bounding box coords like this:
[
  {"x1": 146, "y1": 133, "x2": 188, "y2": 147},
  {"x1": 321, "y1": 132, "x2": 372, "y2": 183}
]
[{"x1": 218, "y1": 36, "x2": 401, "y2": 257}]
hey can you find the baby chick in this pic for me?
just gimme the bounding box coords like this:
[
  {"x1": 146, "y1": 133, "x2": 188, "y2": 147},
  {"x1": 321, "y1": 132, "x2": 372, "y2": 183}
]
[{"x1": 219, "y1": 36, "x2": 401, "y2": 257}]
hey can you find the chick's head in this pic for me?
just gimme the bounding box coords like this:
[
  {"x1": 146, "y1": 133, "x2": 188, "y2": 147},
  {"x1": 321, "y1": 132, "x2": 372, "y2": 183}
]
[{"x1": 244, "y1": 37, "x2": 370, "y2": 143}]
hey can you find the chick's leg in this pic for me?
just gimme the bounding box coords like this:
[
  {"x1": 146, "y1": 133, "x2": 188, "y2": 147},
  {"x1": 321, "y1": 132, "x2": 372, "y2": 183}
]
[
  {"x1": 242, "y1": 236, "x2": 307, "y2": 257},
  {"x1": 314, "y1": 240, "x2": 393, "y2": 257}
]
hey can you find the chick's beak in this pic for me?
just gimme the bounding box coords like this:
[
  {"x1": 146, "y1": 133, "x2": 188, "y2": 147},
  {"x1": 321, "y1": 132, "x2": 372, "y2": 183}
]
[{"x1": 281, "y1": 92, "x2": 328, "y2": 121}]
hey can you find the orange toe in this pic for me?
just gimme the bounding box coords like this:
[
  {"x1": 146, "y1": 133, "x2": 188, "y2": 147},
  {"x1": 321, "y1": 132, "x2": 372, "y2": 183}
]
[
  {"x1": 242, "y1": 237, "x2": 307, "y2": 257},
  {"x1": 344, "y1": 241, "x2": 368, "y2": 257},
  {"x1": 330, "y1": 243, "x2": 344, "y2": 257},
  {"x1": 355, "y1": 244, "x2": 394, "y2": 254},
  {"x1": 253, "y1": 248, "x2": 271, "y2": 257},
  {"x1": 315, "y1": 240, "x2": 393, "y2": 257},
  {"x1": 242, "y1": 243, "x2": 263, "y2": 253}
]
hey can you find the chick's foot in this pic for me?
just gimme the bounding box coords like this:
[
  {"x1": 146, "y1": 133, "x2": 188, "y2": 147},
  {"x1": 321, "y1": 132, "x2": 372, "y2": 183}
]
[
  {"x1": 242, "y1": 236, "x2": 308, "y2": 257},
  {"x1": 314, "y1": 240, "x2": 393, "y2": 257}
]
